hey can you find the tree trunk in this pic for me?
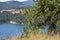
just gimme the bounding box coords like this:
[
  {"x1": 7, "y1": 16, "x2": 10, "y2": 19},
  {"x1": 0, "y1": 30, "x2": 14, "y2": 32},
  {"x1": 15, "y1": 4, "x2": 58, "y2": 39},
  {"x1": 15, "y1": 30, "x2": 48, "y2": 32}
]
[{"x1": 48, "y1": 23, "x2": 57, "y2": 35}]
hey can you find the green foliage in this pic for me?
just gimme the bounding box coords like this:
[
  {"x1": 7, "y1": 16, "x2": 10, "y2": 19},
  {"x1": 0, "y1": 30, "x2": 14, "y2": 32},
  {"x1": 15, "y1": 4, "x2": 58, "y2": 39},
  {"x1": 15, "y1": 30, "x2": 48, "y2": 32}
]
[
  {"x1": 0, "y1": 11, "x2": 13, "y2": 23},
  {"x1": 0, "y1": 11, "x2": 25, "y2": 24},
  {"x1": 24, "y1": 0, "x2": 60, "y2": 34},
  {"x1": 13, "y1": 14, "x2": 26, "y2": 23}
]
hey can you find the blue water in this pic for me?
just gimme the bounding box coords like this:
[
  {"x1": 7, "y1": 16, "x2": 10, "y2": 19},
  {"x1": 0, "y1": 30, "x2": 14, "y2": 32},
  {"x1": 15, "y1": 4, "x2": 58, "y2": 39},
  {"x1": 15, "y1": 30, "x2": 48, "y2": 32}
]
[
  {"x1": 0, "y1": 23, "x2": 54, "y2": 38},
  {"x1": 0, "y1": 24, "x2": 24, "y2": 38}
]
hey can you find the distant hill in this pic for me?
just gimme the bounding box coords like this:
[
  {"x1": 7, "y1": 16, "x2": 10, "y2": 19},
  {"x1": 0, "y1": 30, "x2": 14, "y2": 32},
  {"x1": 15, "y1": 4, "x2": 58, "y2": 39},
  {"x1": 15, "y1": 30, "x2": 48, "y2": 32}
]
[
  {"x1": 22, "y1": 0, "x2": 34, "y2": 6},
  {"x1": 0, "y1": 1, "x2": 33, "y2": 10}
]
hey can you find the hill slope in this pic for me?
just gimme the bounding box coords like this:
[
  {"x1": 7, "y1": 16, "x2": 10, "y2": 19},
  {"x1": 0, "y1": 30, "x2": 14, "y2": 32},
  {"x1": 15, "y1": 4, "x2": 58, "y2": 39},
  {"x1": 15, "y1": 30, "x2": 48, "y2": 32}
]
[{"x1": 0, "y1": 1, "x2": 33, "y2": 10}]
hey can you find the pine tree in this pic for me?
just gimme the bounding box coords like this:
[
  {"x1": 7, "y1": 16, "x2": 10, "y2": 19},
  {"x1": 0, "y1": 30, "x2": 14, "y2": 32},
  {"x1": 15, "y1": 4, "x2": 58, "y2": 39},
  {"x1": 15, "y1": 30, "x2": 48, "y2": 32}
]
[{"x1": 24, "y1": 0, "x2": 60, "y2": 34}]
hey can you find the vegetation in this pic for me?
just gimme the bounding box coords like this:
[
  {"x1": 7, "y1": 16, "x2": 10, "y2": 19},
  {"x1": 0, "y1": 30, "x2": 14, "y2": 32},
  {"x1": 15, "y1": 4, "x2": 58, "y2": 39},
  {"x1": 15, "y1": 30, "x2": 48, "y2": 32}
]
[
  {"x1": 0, "y1": 11, "x2": 13, "y2": 23},
  {"x1": 0, "y1": 11, "x2": 25, "y2": 24},
  {"x1": 0, "y1": 0, "x2": 60, "y2": 40},
  {"x1": 3, "y1": 32, "x2": 60, "y2": 40},
  {"x1": 13, "y1": 13, "x2": 26, "y2": 24},
  {"x1": 0, "y1": 1, "x2": 31, "y2": 10},
  {"x1": 24, "y1": 0, "x2": 60, "y2": 35}
]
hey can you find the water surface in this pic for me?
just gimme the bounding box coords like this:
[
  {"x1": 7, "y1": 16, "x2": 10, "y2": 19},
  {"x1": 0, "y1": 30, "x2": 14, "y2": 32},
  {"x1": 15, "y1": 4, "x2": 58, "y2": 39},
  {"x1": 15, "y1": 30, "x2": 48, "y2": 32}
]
[{"x1": 0, "y1": 24, "x2": 24, "y2": 38}]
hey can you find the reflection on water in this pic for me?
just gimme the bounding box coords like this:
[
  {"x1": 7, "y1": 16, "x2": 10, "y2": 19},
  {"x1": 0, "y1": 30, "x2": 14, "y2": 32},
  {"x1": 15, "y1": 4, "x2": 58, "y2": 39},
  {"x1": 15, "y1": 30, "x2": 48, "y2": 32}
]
[{"x1": 0, "y1": 24, "x2": 24, "y2": 38}]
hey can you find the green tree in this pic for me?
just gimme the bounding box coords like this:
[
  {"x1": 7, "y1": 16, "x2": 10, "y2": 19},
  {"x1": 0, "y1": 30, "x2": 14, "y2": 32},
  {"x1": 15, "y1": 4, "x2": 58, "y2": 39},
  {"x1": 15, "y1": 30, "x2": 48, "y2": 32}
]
[
  {"x1": 0, "y1": 11, "x2": 13, "y2": 23},
  {"x1": 24, "y1": 0, "x2": 60, "y2": 34}
]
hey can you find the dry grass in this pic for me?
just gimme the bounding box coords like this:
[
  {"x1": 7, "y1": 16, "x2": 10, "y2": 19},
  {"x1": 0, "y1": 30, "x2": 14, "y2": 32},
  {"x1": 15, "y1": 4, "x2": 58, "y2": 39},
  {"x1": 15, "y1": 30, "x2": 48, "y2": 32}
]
[{"x1": 5, "y1": 32, "x2": 60, "y2": 40}]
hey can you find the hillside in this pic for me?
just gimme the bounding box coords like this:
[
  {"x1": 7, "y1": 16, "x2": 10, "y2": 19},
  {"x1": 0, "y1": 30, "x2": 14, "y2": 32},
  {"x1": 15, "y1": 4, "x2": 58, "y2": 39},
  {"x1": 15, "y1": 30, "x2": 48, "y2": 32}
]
[{"x1": 0, "y1": 1, "x2": 33, "y2": 10}]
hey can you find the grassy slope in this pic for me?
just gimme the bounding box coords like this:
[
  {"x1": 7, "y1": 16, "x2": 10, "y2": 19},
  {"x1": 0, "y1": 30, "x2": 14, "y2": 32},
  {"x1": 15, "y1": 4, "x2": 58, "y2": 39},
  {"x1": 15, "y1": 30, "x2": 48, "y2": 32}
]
[{"x1": 5, "y1": 32, "x2": 60, "y2": 40}]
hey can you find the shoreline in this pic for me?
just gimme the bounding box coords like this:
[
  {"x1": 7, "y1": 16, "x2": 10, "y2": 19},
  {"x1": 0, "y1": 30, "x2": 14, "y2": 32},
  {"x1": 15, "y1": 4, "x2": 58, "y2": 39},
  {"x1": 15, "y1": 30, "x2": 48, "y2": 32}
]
[{"x1": 9, "y1": 21, "x2": 24, "y2": 25}]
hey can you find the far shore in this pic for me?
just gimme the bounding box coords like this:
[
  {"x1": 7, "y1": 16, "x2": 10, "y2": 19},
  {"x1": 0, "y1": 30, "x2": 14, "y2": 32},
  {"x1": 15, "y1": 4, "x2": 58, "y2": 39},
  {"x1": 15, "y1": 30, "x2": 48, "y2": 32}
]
[{"x1": 9, "y1": 21, "x2": 24, "y2": 24}]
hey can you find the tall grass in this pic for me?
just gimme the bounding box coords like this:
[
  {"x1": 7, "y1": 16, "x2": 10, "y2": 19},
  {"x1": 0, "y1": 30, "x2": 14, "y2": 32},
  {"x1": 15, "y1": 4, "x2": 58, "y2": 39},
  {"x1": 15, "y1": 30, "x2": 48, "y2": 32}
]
[{"x1": 5, "y1": 31, "x2": 60, "y2": 40}]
